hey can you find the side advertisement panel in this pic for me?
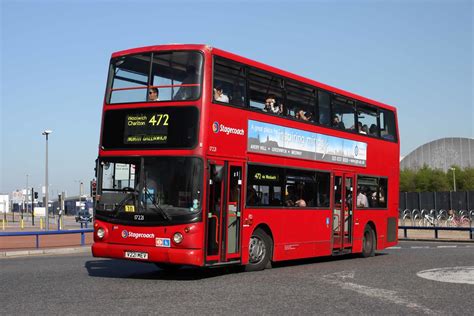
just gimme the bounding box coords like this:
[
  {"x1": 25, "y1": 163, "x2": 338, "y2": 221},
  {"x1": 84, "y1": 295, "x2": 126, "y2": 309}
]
[{"x1": 247, "y1": 120, "x2": 367, "y2": 167}]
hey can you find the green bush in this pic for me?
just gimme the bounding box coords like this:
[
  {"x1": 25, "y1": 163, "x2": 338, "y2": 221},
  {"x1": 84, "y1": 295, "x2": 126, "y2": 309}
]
[{"x1": 400, "y1": 165, "x2": 474, "y2": 192}]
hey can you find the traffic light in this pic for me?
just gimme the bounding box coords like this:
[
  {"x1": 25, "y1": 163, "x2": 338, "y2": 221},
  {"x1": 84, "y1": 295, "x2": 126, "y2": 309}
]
[
  {"x1": 34, "y1": 192, "x2": 38, "y2": 199},
  {"x1": 91, "y1": 179, "x2": 97, "y2": 197}
]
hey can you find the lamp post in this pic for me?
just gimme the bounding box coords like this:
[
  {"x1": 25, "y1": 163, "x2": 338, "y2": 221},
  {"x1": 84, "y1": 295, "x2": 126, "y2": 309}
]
[
  {"x1": 449, "y1": 167, "x2": 456, "y2": 192},
  {"x1": 42, "y1": 130, "x2": 52, "y2": 230},
  {"x1": 25, "y1": 174, "x2": 29, "y2": 215}
]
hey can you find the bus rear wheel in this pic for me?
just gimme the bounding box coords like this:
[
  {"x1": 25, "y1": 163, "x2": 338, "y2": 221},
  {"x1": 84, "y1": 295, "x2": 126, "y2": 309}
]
[
  {"x1": 361, "y1": 225, "x2": 375, "y2": 258},
  {"x1": 245, "y1": 228, "x2": 272, "y2": 272}
]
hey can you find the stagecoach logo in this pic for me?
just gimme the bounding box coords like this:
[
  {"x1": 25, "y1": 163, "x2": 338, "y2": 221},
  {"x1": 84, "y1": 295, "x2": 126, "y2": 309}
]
[
  {"x1": 212, "y1": 121, "x2": 245, "y2": 136},
  {"x1": 121, "y1": 230, "x2": 155, "y2": 239},
  {"x1": 354, "y1": 145, "x2": 359, "y2": 157},
  {"x1": 212, "y1": 121, "x2": 220, "y2": 133}
]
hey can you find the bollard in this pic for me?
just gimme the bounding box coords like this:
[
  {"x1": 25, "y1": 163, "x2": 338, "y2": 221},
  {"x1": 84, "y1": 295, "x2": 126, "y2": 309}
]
[
  {"x1": 2, "y1": 219, "x2": 4, "y2": 231},
  {"x1": 21, "y1": 218, "x2": 24, "y2": 230},
  {"x1": 40, "y1": 218, "x2": 43, "y2": 230}
]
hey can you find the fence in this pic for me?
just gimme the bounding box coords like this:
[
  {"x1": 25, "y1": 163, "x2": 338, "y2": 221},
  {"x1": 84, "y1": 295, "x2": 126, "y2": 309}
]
[{"x1": 399, "y1": 191, "x2": 474, "y2": 211}]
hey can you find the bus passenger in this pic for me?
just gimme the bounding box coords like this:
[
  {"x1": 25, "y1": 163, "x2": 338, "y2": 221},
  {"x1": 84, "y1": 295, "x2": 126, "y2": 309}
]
[
  {"x1": 357, "y1": 187, "x2": 369, "y2": 208},
  {"x1": 357, "y1": 122, "x2": 366, "y2": 134},
  {"x1": 369, "y1": 124, "x2": 378, "y2": 136},
  {"x1": 295, "y1": 199, "x2": 306, "y2": 207},
  {"x1": 148, "y1": 88, "x2": 159, "y2": 101},
  {"x1": 296, "y1": 109, "x2": 311, "y2": 121},
  {"x1": 263, "y1": 95, "x2": 283, "y2": 115},
  {"x1": 332, "y1": 115, "x2": 345, "y2": 129},
  {"x1": 247, "y1": 185, "x2": 258, "y2": 205},
  {"x1": 214, "y1": 85, "x2": 229, "y2": 103}
]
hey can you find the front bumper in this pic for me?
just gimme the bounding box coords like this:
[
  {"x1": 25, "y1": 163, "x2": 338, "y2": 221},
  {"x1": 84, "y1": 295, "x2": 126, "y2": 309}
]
[{"x1": 92, "y1": 242, "x2": 203, "y2": 266}]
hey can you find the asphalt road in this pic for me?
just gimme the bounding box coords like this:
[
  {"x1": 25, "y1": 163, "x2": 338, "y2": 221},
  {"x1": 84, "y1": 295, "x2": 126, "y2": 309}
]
[{"x1": 1, "y1": 241, "x2": 473, "y2": 315}]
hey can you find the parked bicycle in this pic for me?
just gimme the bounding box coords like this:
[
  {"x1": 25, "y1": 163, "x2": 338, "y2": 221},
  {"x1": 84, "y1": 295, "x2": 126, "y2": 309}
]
[{"x1": 447, "y1": 209, "x2": 469, "y2": 227}]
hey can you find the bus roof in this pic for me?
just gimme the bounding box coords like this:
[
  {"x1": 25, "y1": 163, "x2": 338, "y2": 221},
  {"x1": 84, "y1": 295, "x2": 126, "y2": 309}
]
[{"x1": 111, "y1": 44, "x2": 396, "y2": 112}]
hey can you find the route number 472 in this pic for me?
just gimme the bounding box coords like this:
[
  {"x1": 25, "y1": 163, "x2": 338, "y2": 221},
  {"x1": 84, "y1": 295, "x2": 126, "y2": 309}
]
[{"x1": 148, "y1": 114, "x2": 169, "y2": 126}]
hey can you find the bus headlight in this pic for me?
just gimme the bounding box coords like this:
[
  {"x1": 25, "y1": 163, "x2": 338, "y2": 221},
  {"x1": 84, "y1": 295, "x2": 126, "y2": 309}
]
[
  {"x1": 173, "y1": 232, "x2": 183, "y2": 244},
  {"x1": 97, "y1": 228, "x2": 105, "y2": 239}
]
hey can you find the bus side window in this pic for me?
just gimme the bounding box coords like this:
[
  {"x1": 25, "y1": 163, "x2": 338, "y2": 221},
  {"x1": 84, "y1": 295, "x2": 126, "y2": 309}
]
[
  {"x1": 357, "y1": 104, "x2": 378, "y2": 136},
  {"x1": 286, "y1": 80, "x2": 316, "y2": 122},
  {"x1": 332, "y1": 95, "x2": 356, "y2": 132},
  {"x1": 380, "y1": 109, "x2": 397, "y2": 141},
  {"x1": 318, "y1": 91, "x2": 331, "y2": 126},
  {"x1": 248, "y1": 68, "x2": 283, "y2": 113},
  {"x1": 213, "y1": 57, "x2": 246, "y2": 106}
]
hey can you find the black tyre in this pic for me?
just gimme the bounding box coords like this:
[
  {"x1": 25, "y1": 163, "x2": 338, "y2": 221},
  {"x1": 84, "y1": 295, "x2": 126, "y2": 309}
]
[
  {"x1": 245, "y1": 228, "x2": 272, "y2": 272},
  {"x1": 361, "y1": 225, "x2": 375, "y2": 258}
]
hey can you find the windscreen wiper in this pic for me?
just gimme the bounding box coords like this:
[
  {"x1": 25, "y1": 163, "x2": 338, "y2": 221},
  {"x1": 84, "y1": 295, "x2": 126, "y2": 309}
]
[
  {"x1": 140, "y1": 166, "x2": 170, "y2": 221},
  {"x1": 143, "y1": 188, "x2": 171, "y2": 221},
  {"x1": 114, "y1": 188, "x2": 139, "y2": 215}
]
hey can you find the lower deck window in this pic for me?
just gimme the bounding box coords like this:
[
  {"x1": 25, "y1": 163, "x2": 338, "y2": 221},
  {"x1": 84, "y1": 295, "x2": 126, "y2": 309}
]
[
  {"x1": 247, "y1": 165, "x2": 330, "y2": 208},
  {"x1": 357, "y1": 176, "x2": 388, "y2": 208}
]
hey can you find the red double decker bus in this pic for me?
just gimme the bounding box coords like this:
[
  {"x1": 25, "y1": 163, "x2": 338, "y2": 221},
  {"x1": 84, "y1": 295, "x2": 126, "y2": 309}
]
[{"x1": 92, "y1": 44, "x2": 399, "y2": 271}]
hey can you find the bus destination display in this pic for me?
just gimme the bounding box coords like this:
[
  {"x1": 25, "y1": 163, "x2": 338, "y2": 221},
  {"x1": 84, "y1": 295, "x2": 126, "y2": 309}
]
[
  {"x1": 124, "y1": 113, "x2": 169, "y2": 144},
  {"x1": 102, "y1": 106, "x2": 198, "y2": 150}
]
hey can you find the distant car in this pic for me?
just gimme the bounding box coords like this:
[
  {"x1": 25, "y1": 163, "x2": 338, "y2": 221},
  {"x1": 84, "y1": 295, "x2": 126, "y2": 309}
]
[{"x1": 75, "y1": 210, "x2": 93, "y2": 223}]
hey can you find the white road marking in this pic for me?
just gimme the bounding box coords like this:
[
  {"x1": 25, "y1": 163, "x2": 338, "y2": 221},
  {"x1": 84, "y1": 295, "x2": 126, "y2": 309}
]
[
  {"x1": 322, "y1": 271, "x2": 440, "y2": 315},
  {"x1": 387, "y1": 244, "x2": 473, "y2": 250},
  {"x1": 417, "y1": 266, "x2": 474, "y2": 285}
]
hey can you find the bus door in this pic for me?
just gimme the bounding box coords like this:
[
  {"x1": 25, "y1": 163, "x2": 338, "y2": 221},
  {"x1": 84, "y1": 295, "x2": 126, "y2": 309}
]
[
  {"x1": 332, "y1": 172, "x2": 354, "y2": 251},
  {"x1": 206, "y1": 161, "x2": 243, "y2": 264}
]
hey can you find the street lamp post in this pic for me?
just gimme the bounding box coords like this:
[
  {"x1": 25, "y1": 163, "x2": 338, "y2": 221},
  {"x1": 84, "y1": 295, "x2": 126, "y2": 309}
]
[
  {"x1": 42, "y1": 130, "x2": 52, "y2": 230},
  {"x1": 450, "y1": 167, "x2": 456, "y2": 192},
  {"x1": 25, "y1": 174, "x2": 29, "y2": 215}
]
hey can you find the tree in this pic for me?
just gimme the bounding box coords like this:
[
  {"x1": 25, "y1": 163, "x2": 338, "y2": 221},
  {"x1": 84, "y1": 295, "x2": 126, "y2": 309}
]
[{"x1": 400, "y1": 169, "x2": 416, "y2": 191}]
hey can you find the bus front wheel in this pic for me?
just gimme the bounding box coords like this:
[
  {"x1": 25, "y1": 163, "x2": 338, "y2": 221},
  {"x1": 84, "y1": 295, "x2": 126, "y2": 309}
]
[
  {"x1": 361, "y1": 225, "x2": 375, "y2": 258},
  {"x1": 245, "y1": 228, "x2": 272, "y2": 272}
]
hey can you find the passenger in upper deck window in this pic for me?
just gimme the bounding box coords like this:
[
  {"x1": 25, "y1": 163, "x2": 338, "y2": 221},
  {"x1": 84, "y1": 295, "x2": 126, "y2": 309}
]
[
  {"x1": 369, "y1": 124, "x2": 378, "y2": 136},
  {"x1": 332, "y1": 115, "x2": 345, "y2": 129},
  {"x1": 213, "y1": 85, "x2": 229, "y2": 103},
  {"x1": 296, "y1": 109, "x2": 312, "y2": 121},
  {"x1": 263, "y1": 95, "x2": 283, "y2": 115},
  {"x1": 148, "y1": 88, "x2": 159, "y2": 101}
]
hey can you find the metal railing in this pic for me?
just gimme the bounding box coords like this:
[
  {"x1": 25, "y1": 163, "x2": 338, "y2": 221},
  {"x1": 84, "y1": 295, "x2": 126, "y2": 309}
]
[
  {"x1": 0, "y1": 229, "x2": 93, "y2": 248},
  {"x1": 399, "y1": 208, "x2": 474, "y2": 240},
  {"x1": 398, "y1": 225, "x2": 474, "y2": 240}
]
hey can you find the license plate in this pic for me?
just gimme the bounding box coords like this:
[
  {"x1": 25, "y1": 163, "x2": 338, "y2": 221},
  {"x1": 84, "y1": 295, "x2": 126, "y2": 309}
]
[{"x1": 124, "y1": 251, "x2": 148, "y2": 260}]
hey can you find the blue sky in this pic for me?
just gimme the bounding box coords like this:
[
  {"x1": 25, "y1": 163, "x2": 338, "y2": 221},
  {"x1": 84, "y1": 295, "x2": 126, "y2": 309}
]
[{"x1": 1, "y1": 0, "x2": 472, "y2": 197}]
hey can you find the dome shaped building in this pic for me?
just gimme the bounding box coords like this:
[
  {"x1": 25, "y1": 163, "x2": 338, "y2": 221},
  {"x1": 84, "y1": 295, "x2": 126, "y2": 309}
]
[{"x1": 400, "y1": 137, "x2": 474, "y2": 171}]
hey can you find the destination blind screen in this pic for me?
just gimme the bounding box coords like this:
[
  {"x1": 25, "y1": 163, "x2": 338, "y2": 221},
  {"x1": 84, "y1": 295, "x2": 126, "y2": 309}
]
[
  {"x1": 124, "y1": 113, "x2": 169, "y2": 144},
  {"x1": 101, "y1": 106, "x2": 198, "y2": 149}
]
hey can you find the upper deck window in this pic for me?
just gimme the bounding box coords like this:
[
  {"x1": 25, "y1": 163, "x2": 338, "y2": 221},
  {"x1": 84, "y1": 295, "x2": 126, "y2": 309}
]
[
  {"x1": 107, "y1": 51, "x2": 203, "y2": 104},
  {"x1": 379, "y1": 109, "x2": 397, "y2": 141},
  {"x1": 332, "y1": 96, "x2": 356, "y2": 132},
  {"x1": 211, "y1": 56, "x2": 398, "y2": 143},
  {"x1": 213, "y1": 58, "x2": 246, "y2": 106}
]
